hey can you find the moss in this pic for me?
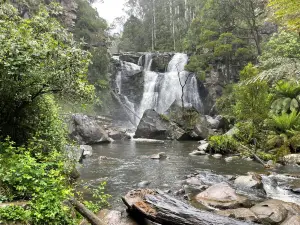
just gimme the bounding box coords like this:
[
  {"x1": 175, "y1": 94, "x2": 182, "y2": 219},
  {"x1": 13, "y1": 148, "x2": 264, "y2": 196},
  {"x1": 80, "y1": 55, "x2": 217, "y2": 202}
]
[{"x1": 159, "y1": 114, "x2": 170, "y2": 122}]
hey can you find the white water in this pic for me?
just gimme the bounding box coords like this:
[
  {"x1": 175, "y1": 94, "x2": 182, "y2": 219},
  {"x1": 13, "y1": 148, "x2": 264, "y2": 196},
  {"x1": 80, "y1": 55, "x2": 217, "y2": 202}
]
[
  {"x1": 116, "y1": 71, "x2": 122, "y2": 94},
  {"x1": 116, "y1": 53, "x2": 203, "y2": 125}
]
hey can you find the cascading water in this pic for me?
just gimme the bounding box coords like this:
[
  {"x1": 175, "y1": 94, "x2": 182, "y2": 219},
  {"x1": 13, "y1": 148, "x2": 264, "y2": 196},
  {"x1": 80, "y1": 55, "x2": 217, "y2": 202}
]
[{"x1": 115, "y1": 53, "x2": 203, "y2": 126}]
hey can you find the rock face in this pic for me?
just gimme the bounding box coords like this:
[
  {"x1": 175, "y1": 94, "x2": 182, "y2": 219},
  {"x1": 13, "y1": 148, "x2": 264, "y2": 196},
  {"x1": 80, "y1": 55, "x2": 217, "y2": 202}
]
[
  {"x1": 69, "y1": 114, "x2": 112, "y2": 145},
  {"x1": 134, "y1": 109, "x2": 187, "y2": 140},
  {"x1": 151, "y1": 53, "x2": 173, "y2": 72},
  {"x1": 189, "y1": 116, "x2": 210, "y2": 140},
  {"x1": 195, "y1": 182, "x2": 250, "y2": 209},
  {"x1": 283, "y1": 154, "x2": 300, "y2": 165}
]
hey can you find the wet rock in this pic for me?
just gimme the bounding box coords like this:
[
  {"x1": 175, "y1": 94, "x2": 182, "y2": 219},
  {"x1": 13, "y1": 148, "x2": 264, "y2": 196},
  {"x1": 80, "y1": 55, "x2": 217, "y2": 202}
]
[
  {"x1": 96, "y1": 209, "x2": 140, "y2": 225},
  {"x1": 80, "y1": 145, "x2": 92, "y2": 157},
  {"x1": 99, "y1": 156, "x2": 109, "y2": 161},
  {"x1": 150, "y1": 152, "x2": 167, "y2": 159},
  {"x1": 186, "y1": 177, "x2": 203, "y2": 186},
  {"x1": 234, "y1": 175, "x2": 263, "y2": 190},
  {"x1": 175, "y1": 189, "x2": 185, "y2": 196},
  {"x1": 225, "y1": 156, "x2": 239, "y2": 162},
  {"x1": 134, "y1": 109, "x2": 186, "y2": 140},
  {"x1": 189, "y1": 150, "x2": 206, "y2": 156},
  {"x1": 119, "y1": 53, "x2": 141, "y2": 64},
  {"x1": 283, "y1": 154, "x2": 300, "y2": 165},
  {"x1": 69, "y1": 114, "x2": 112, "y2": 145},
  {"x1": 164, "y1": 189, "x2": 171, "y2": 194},
  {"x1": 198, "y1": 143, "x2": 209, "y2": 152},
  {"x1": 281, "y1": 215, "x2": 300, "y2": 225},
  {"x1": 292, "y1": 188, "x2": 300, "y2": 194},
  {"x1": 217, "y1": 208, "x2": 259, "y2": 223},
  {"x1": 250, "y1": 200, "x2": 288, "y2": 224},
  {"x1": 198, "y1": 140, "x2": 208, "y2": 145},
  {"x1": 183, "y1": 184, "x2": 208, "y2": 194},
  {"x1": 244, "y1": 157, "x2": 253, "y2": 161},
  {"x1": 189, "y1": 116, "x2": 210, "y2": 140},
  {"x1": 212, "y1": 154, "x2": 223, "y2": 159},
  {"x1": 195, "y1": 182, "x2": 250, "y2": 209},
  {"x1": 151, "y1": 53, "x2": 173, "y2": 72},
  {"x1": 138, "y1": 181, "x2": 151, "y2": 188}
]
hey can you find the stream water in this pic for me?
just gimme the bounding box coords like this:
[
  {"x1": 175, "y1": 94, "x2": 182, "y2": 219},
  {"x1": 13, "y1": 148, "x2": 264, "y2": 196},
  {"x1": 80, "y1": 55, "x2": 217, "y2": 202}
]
[{"x1": 78, "y1": 140, "x2": 300, "y2": 208}]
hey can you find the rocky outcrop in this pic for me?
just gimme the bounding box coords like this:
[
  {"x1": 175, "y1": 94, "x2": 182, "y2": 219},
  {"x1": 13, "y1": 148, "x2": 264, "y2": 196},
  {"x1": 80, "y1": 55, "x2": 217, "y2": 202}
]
[
  {"x1": 151, "y1": 53, "x2": 174, "y2": 72},
  {"x1": 69, "y1": 114, "x2": 112, "y2": 145},
  {"x1": 134, "y1": 109, "x2": 187, "y2": 140},
  {"x1": 195, "y1": 182, "x2": 250, "y2": 209}
]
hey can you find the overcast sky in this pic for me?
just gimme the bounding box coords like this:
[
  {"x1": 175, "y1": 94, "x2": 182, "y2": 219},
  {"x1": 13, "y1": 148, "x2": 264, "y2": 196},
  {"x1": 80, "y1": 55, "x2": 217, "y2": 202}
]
[{"x1": 93, "y1": 0, "x2": 126, "y2": 32}]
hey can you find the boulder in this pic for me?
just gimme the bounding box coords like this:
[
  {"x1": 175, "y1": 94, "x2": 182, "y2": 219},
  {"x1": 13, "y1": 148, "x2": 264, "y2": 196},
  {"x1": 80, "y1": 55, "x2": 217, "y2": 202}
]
[
  {"x1": 281, "y1": 215, "x2": 300, "y2": 225},
  {"x1": 205, "y1": 115, "x2": 228, "y2": 130},
  {"x1": 217, "y1": 208, "x2": 259, "y2": 223},
  {"x1": 234, "y1": 175, "x2": 263, "y2": 190},
  {"x1": 195, "y1": 182, "x2": 250, "y2": 209},
  {"x1": 283, "y1": 154, "x2": 300, "y2": 165},
  {"x1": 250, "y1": 200, "x2": 288, "y2": 224},
  {"x1": 190, "y1": 116, "x2": 210, "y2": 140},
  {"x1": 150, "y1": 152, "x2": 167, "y2": 159},
  {"x1": 69, "y1": 114, "x2": 112, "y2": 145},
  {"x1": 134, "y1": 109, "x2": 187, "y2": 140}
]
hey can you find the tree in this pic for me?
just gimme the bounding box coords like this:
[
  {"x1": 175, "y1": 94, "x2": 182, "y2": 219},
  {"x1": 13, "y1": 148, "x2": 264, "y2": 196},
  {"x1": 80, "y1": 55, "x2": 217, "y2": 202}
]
[
  {"x1": 234, "y1": 63, "x2": 270, "y2": 127},
  {"x1": 0, "y1": 3, "x2": 94, "y2": 144},
  {"x1": 268, "y1": 0, "x2": 300, "y2": 33}
]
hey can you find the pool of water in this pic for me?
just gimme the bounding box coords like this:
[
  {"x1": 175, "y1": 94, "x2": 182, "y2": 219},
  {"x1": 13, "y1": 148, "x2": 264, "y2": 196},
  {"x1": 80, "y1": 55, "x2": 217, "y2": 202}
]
[{"x1": 77, "y1": 140, "x2": 300, "y2": 208}]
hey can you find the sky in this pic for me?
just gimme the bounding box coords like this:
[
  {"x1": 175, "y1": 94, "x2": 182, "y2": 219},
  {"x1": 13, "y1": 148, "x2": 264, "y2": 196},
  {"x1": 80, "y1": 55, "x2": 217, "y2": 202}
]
[{"x1": 93, "y1": 0, "x2": 126, "y2": 32}]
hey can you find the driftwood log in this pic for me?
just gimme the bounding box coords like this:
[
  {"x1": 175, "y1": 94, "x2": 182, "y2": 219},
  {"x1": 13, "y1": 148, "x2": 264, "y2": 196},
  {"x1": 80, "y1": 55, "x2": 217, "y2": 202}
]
[
  {"x1": 69, "y1": 198, "x2": 105, "y2": 225},
  {"x1": 122, "y1": 189, "x2": 252, "y2": 225}
]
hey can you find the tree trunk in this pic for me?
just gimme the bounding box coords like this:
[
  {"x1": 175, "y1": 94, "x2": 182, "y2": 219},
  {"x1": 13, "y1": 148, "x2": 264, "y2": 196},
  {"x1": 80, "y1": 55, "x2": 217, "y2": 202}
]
[{"x1": 122, "y1": 189, "x2": 251, "y2": 225}]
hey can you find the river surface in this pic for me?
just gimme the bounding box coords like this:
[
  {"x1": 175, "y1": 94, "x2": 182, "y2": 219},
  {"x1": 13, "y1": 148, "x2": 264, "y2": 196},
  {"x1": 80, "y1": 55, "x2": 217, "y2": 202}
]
[{"x1": 78, "y1": 140, "x2": 300, "y2": 208}]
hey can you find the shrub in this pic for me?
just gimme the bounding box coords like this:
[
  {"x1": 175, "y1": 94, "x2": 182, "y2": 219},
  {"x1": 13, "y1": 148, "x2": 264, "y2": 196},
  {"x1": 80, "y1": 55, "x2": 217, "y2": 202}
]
[{"x1": 209, "y1": 135, "x2": 238, "y2": 154}]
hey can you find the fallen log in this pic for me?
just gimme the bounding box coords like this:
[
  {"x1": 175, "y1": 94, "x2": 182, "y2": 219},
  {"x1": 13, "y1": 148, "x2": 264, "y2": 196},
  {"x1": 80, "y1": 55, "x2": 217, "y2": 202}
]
[
  {"x1": 69, "y1": 198, "x2": 105, "y2": 225},
  {"x1": 122, "y1": 189, "x2": 253, "y2": 225},
  {"x1": 239, "y1": 144, "x2": 267, "y2": 167}
]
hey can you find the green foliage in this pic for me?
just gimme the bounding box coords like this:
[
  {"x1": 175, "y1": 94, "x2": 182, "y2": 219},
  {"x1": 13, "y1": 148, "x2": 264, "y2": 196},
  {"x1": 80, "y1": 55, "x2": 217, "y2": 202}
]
[
  {"x1": 234, "y1": 63, "x2": 271, "y2": 127},
  {"x1": 0, "y1": 206, "x2": 30, "y2": 223},
  {"x1": 209, "y1": 135, "x2": 238, "y2": 154},
  {"x1": 269, "y1": 110, "x2": 300, "y2": 133},
  {"x1": 82, "y1": 182, "x2": 111, "y2": 213},
  {"x1": 0, "y1": 140, "x2": 76, "y2": 224},
  {"x1": 0, "y1": 3, "x2": 94, "y2": 145},
  {"x1": 268, "y1": 0, "x2": 300, "y2": 33}
]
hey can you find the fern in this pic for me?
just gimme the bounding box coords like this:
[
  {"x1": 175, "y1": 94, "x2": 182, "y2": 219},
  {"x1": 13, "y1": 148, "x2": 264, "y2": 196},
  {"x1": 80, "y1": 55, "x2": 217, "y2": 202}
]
[
  {"x1": 271, "y1": 110, "x2": 300, "y2": 132},
  {"x1": 275, "y1": 80, "x2": 300, "y2": 98}
]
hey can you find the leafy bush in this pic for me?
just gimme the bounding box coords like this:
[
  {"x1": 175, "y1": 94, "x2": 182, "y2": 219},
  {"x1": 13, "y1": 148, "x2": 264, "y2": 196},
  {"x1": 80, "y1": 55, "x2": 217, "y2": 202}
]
[{"x1": 209, "y1": 135, "x2": 238, "y2": 154}]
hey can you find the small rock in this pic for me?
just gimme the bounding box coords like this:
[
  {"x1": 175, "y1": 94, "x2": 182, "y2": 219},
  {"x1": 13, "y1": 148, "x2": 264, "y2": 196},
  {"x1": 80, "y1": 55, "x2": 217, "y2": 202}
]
[
  {"x1": 138, "y1": 181, "x2": 151, "y2": 188},
  {"x1": 150, "y1": 152, "x2": 167, "y2": 159},
  {"x1": 224, "y1": 156, "x2": 239, "y2": 162},
  {"x1": 199, "y1": 140, "x2": 208, "y2": 145},
  {"x1": 80, "y1": 145, "x2": 93, "y2": 157},
  {"x1": 266, "y1": 160, "x2": 275, "y2": 167},
  {"x1": 283, "y1": 154, "x2": 300, "y2": 165},
  {"x1": 244, "y1": 157, "x2": 253, "y2": 161},
  {"x1": 212, "y1": 154, "x2": 223, "y2": 159},
  {"x1": 189, "y1": 150, "x2": 206, "y2": 156},
  {"x1": 198, "y1": 143, "x2": 209, "y2": 152},
  {"x1": 164, "y1": 189, "x2": 171, "y2": 194}
]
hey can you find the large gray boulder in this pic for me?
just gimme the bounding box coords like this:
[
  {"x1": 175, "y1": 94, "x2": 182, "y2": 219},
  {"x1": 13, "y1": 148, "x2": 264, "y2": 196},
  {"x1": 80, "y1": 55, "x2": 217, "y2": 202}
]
[
  {"x1": 134, "y1": 109, "x2": 187, "y2": 140},
  {"x1": 69, "y1": 114, "x2": 112, "y2": 145},
  {"x1": 195, "y1": 182, "x2": 250, "y2": 209}
]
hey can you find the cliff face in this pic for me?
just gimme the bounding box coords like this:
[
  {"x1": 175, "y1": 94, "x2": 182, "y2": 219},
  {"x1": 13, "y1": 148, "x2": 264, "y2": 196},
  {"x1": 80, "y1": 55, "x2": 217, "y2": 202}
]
[{"x1": 11, "y1": 0, "x2": 78, "y2": 28}]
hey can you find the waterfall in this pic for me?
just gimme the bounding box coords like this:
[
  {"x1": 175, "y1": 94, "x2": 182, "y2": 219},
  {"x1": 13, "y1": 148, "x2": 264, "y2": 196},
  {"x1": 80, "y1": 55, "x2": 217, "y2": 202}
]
[{"x1": 114, "y1": 53, "x2": 203, "y2": 126}]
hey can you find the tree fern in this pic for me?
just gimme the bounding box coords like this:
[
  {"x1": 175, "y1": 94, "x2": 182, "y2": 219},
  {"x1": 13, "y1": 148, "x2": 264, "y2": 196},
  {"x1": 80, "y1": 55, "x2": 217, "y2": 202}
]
[{"x1": 270, "y1": 110, "x2": 300, "y2": 133}]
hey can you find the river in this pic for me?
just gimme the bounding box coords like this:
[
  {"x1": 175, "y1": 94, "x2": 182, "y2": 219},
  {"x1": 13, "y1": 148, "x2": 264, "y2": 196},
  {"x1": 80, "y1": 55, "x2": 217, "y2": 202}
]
[{"x1": 78, "y1": 140, "x2": 300, "y2": 208}]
